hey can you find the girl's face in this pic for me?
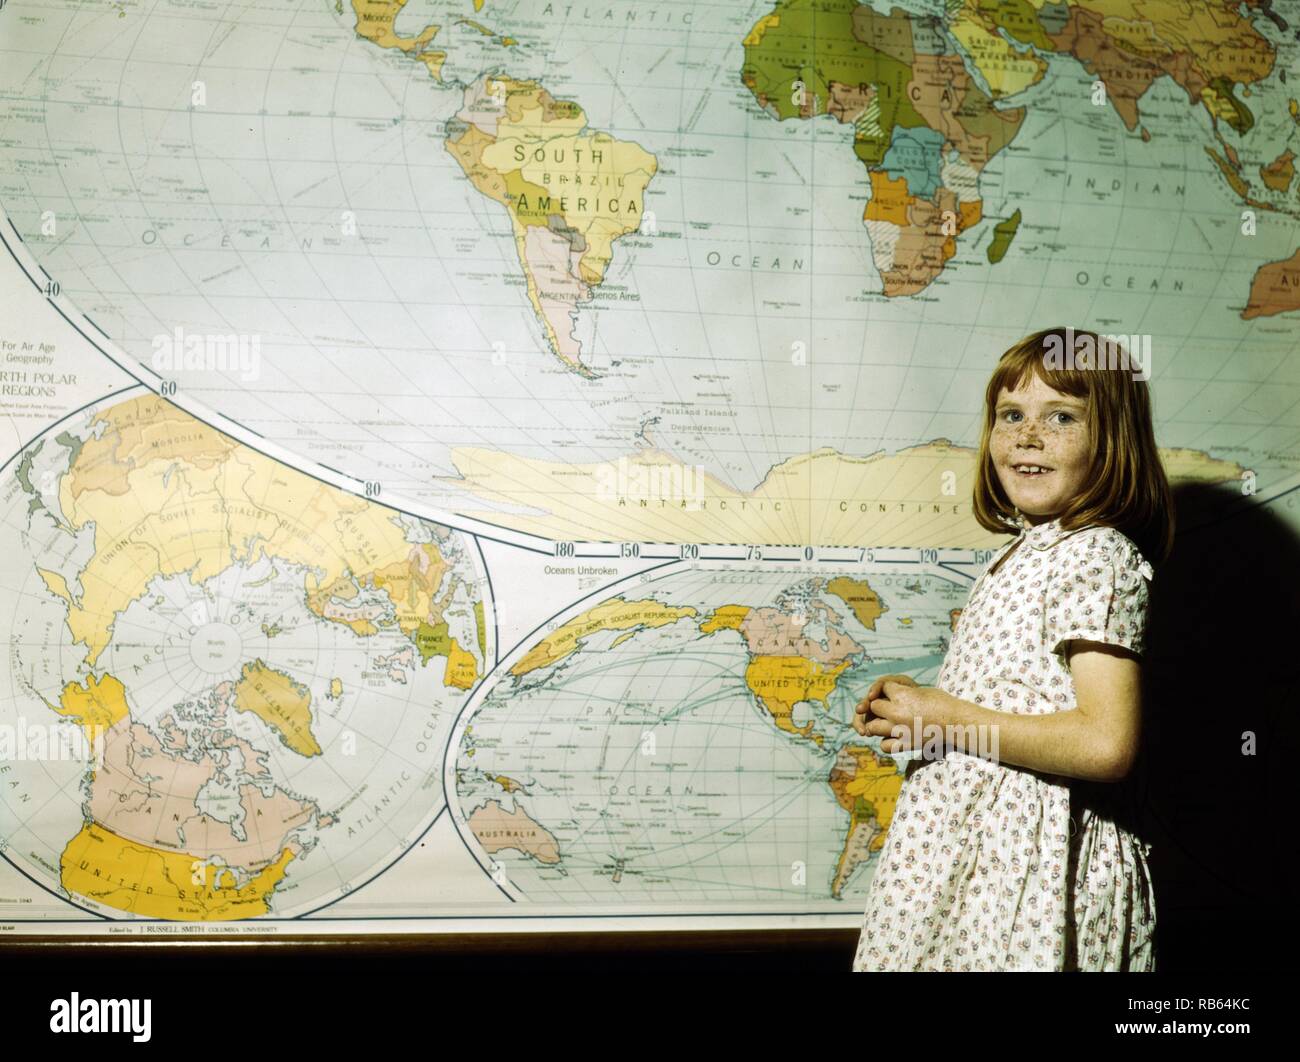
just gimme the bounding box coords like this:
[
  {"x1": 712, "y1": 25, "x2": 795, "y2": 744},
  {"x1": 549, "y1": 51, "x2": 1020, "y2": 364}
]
[{"x1": 990, "y1": 372, "x2": 1091, "y2": 526}]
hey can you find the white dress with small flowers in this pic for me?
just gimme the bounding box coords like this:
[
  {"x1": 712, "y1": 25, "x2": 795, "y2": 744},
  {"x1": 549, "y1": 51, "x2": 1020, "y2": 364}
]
[{"x1": 852, "y1": 516, "x2": 1157, "y2": 971}]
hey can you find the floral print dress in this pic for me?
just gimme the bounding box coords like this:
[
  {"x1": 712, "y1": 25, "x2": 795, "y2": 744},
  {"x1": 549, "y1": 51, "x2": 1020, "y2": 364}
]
[{"x1": 851, "y1": 515, "x2": 1157, "y2": 971}]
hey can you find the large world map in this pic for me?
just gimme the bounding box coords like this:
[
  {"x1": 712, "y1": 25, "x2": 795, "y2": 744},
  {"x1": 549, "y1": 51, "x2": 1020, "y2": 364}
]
[{"x1": 0, "y1": 0, "x2": 1295, "y2": 930}]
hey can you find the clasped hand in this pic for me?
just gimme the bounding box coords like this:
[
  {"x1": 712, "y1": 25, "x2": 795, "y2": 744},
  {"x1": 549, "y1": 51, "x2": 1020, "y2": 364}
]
[{"x1": 852, "y1": 674, "x2": 954, "y2": 753}]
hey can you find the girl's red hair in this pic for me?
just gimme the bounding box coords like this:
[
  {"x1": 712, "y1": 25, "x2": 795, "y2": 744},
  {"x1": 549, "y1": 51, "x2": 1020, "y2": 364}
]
[{"x1": 971, "y1": 327, "x2": 1175, "y2": 567}]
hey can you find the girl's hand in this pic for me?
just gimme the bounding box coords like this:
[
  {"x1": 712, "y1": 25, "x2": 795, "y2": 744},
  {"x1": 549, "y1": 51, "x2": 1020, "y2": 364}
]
[
  {"x1": 852, "y1": 674, "x2": 918, "y2": 736},
  {"x1": 855, "y1": 680, "x2": 956, "y2": 753}
]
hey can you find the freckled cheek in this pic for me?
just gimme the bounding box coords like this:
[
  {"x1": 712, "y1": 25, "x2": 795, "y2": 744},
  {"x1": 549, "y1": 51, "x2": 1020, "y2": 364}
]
[
  {"x1": 1044, "y1": 425, "x2": 1090, "y2": 463},
  {"x1": 989, "y1": 428, "x2": 1015, "y2": 451}
]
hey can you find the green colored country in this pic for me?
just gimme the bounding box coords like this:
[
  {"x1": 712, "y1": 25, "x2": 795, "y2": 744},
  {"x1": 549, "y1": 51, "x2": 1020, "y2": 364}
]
[
  {"x1": 742, "y1": 0, "x2": 926, "y2": 166},
  {"x1": 986, "y1": 209, "x2": 1021, "y2": 264},
  {"x1": 415, "y1": 620, "x2": 453, "y2": 664}
]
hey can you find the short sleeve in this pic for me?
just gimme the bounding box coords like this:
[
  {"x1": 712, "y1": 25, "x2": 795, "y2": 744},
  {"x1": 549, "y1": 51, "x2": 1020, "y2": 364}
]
[{"x1": 1043, "y1": 530, "x2": 1154, "y2": 658}]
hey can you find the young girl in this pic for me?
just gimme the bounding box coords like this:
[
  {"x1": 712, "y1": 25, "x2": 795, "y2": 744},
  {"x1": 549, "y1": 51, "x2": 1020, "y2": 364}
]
[{"x1": 851, "y1": 327, "x2": 1174, "y2": 972}]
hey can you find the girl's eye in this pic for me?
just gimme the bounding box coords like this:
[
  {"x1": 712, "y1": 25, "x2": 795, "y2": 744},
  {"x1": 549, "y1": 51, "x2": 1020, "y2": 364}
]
[{"x1": 998, "y1": 410, "x2": 1075, "y2": 424}]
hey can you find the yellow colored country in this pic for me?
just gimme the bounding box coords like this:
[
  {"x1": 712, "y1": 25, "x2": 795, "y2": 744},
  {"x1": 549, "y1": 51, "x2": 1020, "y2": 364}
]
[
  {"x1": 950, "y1": 8, "x2": 1048, "y2": 97},
  {"x1": 512, "y1": 597, "x2": 697, "y2": 676},
  {"x1": 744, "y1": 656, "x2": 850, "y2": 747},
  {"x1": 351, "y1": 0, "x2": 438, "y2": 53},
  {"x1": 825, "y1": 577, "x2": 886, "y2": 630},
  {"x1": 45, "y1": 673, "x2": 130, "y2": 763},
  {"x1": 234, "y1": 660, "x2": 321, "y2": 758},
  {"x1": 445, "y1": 638, "x2": 478, "y2": 689},
  {"x1": 700, "y1": 605, "x2": 750, "y2": 634},
  {"x1": 61, "y1": 821, "x2": 294, "y2": 920},
  {"x1": 843, "y1": 748, "x2": 904, "y2": 842}
]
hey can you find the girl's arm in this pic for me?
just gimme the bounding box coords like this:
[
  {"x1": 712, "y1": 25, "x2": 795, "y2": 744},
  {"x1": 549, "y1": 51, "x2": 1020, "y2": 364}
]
[
  {"x1": 860, "y1": 528, "x2": 1155, "y2": 781},
  {"x1": 865, "y1": 643, "x2": 1142, "y2": 783},
  {"x1": 937, "y1": 528, "x2": 1151, "y2": 782}
]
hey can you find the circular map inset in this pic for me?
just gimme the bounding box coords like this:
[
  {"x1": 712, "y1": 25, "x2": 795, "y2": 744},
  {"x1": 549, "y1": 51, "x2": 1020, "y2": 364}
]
[
  {"x1": 0, "y1": 394, "x2": 491, "y2": 920},
  {"x1": 451, "y1": 561, "x2": 971, "y2": 908}
]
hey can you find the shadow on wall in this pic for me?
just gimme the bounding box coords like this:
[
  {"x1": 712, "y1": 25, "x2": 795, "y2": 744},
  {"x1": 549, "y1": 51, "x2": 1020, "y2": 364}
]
[{"x1": 1136, "y1": 481, "x2": 1300, "y2": 972}]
